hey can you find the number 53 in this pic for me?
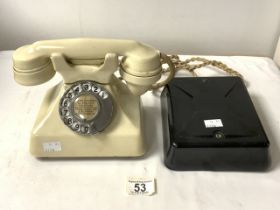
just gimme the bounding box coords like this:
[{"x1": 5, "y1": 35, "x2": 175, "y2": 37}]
[{"x1": 134, "y1": 183, "x2": 146, "y2": 192}]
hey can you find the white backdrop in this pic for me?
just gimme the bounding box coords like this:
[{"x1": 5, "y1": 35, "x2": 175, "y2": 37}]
[{"x1": 0, "y1": 0, "x2": 280, "y2": 56}]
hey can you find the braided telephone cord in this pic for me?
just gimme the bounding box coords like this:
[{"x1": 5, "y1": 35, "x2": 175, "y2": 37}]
[{"x1": 151, "y1": 54, "x2": 243, "y2": 89}]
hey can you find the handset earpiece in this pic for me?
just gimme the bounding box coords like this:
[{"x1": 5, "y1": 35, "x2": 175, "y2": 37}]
[
  {"x1": 13, "y1": 45, "x2": 55, "y2": 86},
  {"x1": 119, "y1": 47, "x2": 163, "y2": 95},
  {"x1": 119, "y1": 58, "x2": 162, "y2": 95}
]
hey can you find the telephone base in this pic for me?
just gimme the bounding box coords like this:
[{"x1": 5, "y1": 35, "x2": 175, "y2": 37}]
[
  {"x1": 29, "y1": 81, "x2": 146, "y2": 158},
  {"x1": 30, "y1": 133, "x2": 145, "y2": 158}
]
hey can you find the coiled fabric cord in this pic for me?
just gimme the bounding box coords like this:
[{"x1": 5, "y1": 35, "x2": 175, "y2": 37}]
[{"x1": 151, "y1": 53, "x2": 243, "y2": 89}]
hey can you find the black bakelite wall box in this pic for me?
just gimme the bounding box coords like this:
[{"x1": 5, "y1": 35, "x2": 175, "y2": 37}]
[{"x1": 161, "y1": 77, "x2": 270, "y2": 171}]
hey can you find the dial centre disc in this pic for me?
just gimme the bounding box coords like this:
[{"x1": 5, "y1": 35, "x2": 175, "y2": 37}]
[{"x1": 73, "y1": 94, "x2": 100, "y2": 121}]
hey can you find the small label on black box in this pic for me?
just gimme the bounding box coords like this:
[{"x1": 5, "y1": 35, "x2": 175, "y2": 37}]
[{"x1": 204, "y1": 119, "x2": 223, "y2": 128}]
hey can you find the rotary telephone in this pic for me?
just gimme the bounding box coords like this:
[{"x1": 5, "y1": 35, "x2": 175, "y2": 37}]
[
  {"x1": 13, "y1": 38, "x2": 242, "y2": 158},
  {"x1": 13, "y1": 38, "x2": 173, "y2": 157}
]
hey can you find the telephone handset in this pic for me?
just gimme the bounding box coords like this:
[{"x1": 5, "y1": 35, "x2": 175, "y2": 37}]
[
  {"x1": 13, "y1": 38, "x2": 170, "y2": 157},
  {"x1": 13, "y1": 38, "x2": 163, "y2": 94}
]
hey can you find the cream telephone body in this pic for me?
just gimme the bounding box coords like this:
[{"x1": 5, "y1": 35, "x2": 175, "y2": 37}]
[{"x1": 13, "y1": 38, "x2": 164, "y2": 157}]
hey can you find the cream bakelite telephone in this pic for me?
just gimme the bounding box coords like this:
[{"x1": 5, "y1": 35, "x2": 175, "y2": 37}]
[{"x1": 13, "y1": 38, "x2": 171, "y2": 157}]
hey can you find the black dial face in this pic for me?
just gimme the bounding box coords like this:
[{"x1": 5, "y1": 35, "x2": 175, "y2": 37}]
[{"x1": 59, "y1": 80, "x2": 113, "y2": 135}]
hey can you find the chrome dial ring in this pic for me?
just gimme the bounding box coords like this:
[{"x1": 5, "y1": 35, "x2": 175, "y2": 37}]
[{"x1": 59, "y1": 80, "x2": 113, "y2": 135}]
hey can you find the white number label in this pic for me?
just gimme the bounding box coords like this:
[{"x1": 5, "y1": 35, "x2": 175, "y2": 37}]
[
  {"x1": 204, "y1": 119, "x2": 223, "y2": 128},
  {"x1": 126, "y1": 177, "x2": 155, "y2": 196},
  {"x1": 43, "y1": 141, "x2": 62, "y2": 152}
]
